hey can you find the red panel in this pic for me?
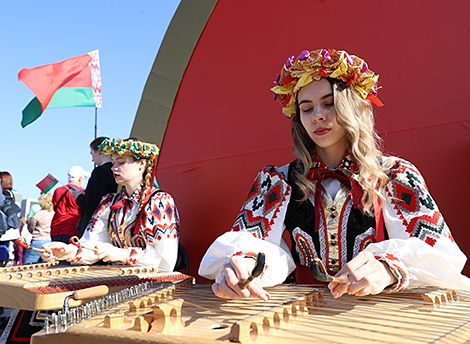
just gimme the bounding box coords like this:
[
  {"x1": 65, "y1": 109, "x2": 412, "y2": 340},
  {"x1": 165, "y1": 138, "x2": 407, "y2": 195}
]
[{"x1": 157, "y1": 0, "x2": 470, "y2": 279}]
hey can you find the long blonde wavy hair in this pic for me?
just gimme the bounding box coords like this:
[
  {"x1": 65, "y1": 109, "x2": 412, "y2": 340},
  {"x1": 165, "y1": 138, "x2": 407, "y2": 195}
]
[
  {"x1": 292, "y1": 78, "x2": 393, "y2": 215},
  {"x1": 108, "y1": 139, "x2": 156, "y2": 247}
]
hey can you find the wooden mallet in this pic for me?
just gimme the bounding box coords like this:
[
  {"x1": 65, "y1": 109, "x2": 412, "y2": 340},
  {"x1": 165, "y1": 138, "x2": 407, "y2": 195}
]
[
  {"x1": 309, "y1": 258, "x2": 349, "y2": 284},
  {"x1": 16, "y1": 236, "x2": 45, "y2": 253},
  {"x1": 238, "y1": 252, "x2": 266, "y2": 289},
  {"x1": 69, "y1": 236, "x2": 98, "y2": 252}
]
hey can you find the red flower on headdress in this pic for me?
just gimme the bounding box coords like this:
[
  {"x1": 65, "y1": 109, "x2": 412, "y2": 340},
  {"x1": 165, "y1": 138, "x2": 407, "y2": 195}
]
[
  {"x1": 281, "y1": 94, "x2": 291, "y2": 106},
  {"x1": 281, "y1": 75, "x2": 295, "y2": 86}
]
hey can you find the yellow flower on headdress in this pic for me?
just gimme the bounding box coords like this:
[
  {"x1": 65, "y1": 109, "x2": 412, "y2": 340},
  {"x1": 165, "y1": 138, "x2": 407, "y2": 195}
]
[{"x1": 271, "y1": 49, "x2": 383, "y2": 118}]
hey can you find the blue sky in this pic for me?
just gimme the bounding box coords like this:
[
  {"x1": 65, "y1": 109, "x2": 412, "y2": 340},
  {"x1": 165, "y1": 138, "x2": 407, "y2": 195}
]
[{"x1": 0, "y1": 1, "x2": 180, "y2": 205}]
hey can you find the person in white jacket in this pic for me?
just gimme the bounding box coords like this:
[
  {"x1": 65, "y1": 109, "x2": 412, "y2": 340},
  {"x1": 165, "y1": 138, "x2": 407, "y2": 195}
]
[
  {"x1": 41, "y1": 138, "x2": 179, "y2": 270},
  {"x1": 199, "y1": 49, "x2": 470, "y2": 300}
]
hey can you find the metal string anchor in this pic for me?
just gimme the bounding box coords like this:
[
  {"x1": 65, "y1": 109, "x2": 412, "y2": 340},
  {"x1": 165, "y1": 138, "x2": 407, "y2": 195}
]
[
  {"x1": 63, "y1": 285, "x2": 110, "y2": 313},
  {"x1": 238, "y1": 252, "x2": 266, "y2": 289},
  {"x1": 309, "y1": 258, "x2": 349, "y2": 284}
]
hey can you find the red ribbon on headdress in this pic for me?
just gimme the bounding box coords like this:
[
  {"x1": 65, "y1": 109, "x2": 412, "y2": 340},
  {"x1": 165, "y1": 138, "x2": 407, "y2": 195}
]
[{"x1": 307, "y1": 168, "x2": 363, "y2": 232}]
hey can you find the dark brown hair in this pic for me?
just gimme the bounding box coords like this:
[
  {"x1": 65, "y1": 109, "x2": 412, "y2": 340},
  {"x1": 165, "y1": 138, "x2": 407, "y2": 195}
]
[
  {"x1": 90, "y1": 136, "x2": 109, "y2": 151},
  {"x1": 0, "y1": 172, "x2": 13, "y2": 191}
]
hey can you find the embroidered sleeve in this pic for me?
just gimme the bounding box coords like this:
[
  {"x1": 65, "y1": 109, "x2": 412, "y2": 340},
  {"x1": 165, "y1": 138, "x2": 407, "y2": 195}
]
[
  {"x1": 383, "y1": 158, "x2": 452, "y2": 245},
  {"x1": 70, "y1": 194, "x2": 115, "y2": 265},
  {"x1": 199, "y1": 165, "x2": 296, "y2": 286},
  {"x1": 232, "y1": 165, "x2": 291, "y2": 243},
  {"x1": 85, "y1": 194, "x2": 115, "y2": 235},
  {"x1": 124, "y1": 192, "x2": 179, "y2": 270},
  {"x1": 365, "y1": 158, "x2": 470, "y2": 291}
]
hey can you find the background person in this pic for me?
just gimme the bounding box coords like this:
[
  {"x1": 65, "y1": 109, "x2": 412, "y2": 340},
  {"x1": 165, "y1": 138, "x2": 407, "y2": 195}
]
[
  {"x1": 72, "y1": 136, "x2": 118, "y2": 238},
  {"x1": 23, "y1": 192, "x2": 54, "y2": 264},
  {"x1": 50, "y1": 166, "x2": 88, "y2": 244},
  {"x1": 0, "y1": 171, "x2": 21, "y2": 265}
]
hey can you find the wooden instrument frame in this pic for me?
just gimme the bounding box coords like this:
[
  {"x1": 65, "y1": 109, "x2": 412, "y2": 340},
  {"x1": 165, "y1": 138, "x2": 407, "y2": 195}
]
[
  {"x1": 0, "y1": 263, "x2": 186, "y2": 310},
  {"x1": 31, "y1": 282, "x2": 470, "y2": 344}
]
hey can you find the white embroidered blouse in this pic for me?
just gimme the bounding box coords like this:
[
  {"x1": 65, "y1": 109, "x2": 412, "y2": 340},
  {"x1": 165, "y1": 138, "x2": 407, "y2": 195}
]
[
  {"x1": 70, "y1": 185, "x2": 179, "y2": 270},
  {"x1": 199, "y1": 155, "x2": 470, "y2": 291}
]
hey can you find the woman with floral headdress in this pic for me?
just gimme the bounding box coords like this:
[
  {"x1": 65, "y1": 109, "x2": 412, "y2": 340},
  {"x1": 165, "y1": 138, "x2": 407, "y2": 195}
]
[
  {"x1": 199, "y1": 49, "x2": 470, "y2": 300},
  {"x1": 42, "y1": 138, "x2": 179, "y2": 270}
]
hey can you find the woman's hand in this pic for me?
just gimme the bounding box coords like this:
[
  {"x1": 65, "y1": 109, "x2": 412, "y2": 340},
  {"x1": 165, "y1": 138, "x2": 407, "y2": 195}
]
[
  {"x1": 41, "y1": 242, "x2": 77, "y2": 262},
  {"x1": 328, "y1": 251, "x2": 397, "y2": 298},
  {"x1": 212, "y1": 255, "x2": 271, "y2": 301},
  {"x1": 94, "y1": 243, "x2": 127, "y2": 263}
]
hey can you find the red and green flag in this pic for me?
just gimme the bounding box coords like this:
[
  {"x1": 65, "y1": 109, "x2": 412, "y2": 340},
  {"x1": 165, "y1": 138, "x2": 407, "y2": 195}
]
[
  {"x1": 18, "y1": 50, "x2": 102, "y2": 128},
  {"x1": 36, "y1": 174, "x2": 58, "y2": 194}
]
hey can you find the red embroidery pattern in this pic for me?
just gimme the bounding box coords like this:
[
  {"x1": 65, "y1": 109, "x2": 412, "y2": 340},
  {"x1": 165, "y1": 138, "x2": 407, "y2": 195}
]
[
  {"x1": 233, "y1": 211, "x2": 271, "y2": 239},
  {"x1": 127, "y1": 248, "x2": 138, "y2": 265},
  {"x1": 232, "y1": 166, "x2": 290, "y2": 240},
  {"x1": 86, "y1": 193, "x2": 115, "y2": 233},
  {"x1": 384, "y1": 253, "x2": 399, "y2": 262},
  {"x1": 387, "y1": 159, "x2": 450, "y2": 247},
  {"x1": 375, "y1": 253, "x2": 407, "y2": 290},
  {"x1": 139, "y1": 192, "x2": 179, "y2": 245}
]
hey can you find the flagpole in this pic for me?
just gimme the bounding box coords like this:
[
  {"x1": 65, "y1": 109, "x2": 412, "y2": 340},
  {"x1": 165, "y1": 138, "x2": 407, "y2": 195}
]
[{"x1": 94, "y1": 107, "x2": 97, "y2": 139}]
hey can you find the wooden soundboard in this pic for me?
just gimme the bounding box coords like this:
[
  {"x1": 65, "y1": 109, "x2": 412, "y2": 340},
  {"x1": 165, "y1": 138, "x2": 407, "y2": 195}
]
[
  {"x1": 31, "y1": 282, "x2": 470, "y2": 344},
  {"x1": 0, "y1": 262, "x2": 187, "y2": 310}
]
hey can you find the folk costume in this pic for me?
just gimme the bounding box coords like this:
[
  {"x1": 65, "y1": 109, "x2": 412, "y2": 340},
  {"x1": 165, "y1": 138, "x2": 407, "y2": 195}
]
[
  {"x1": 199, "y1": 49, "x2": 470, "y2": 291},
  {"x1": 65, "y1": 138, "x2": 180, "y2": 270}
]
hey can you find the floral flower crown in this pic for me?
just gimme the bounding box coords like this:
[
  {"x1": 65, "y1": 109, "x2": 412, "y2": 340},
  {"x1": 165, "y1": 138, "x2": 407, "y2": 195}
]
[
  {"x1": 98, "y1": 138, "x2": 159, "y2": 160},
  {"x1": 271, "y1": 49, "x2": 383, "y2": 118}
]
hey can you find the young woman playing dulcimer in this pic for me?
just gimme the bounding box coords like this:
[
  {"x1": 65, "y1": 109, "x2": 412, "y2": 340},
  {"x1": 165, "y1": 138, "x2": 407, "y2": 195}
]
[
  {"x1": 199, "y1": 49, "x2": 470, "y2": 300},
  {"x1": 41, "y1": 138, "x2": 180, "y2": 270}
]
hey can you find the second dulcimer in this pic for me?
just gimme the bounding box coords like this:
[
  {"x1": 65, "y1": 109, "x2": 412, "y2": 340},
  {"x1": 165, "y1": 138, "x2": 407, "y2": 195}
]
[{"x1": 0, "y1": 263, "x2": 190, "y2": 310}]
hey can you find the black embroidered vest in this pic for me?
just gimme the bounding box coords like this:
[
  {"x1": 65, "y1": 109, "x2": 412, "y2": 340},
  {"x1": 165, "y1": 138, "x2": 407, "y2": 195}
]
[{"x1": 284, "y1": 161, "x2": 388, "y2": 275}]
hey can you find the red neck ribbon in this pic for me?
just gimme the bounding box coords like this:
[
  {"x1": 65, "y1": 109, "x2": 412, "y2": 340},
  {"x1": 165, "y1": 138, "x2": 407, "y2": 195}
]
[
  {"x1": 307, "y1": 168, "x2": 363, "y2": 232},
  {"x1": 110, "y1": 197, "x2": 133, "y2": 211}
]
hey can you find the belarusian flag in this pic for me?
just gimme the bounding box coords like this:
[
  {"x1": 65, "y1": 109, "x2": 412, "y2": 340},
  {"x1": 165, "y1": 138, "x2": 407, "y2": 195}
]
[
  {"x1": 36, "y1": 174, "x2": 58, "y2": 194},
  {"x1": 18, "y1": 50, "x2": 102, "y2": 128}
]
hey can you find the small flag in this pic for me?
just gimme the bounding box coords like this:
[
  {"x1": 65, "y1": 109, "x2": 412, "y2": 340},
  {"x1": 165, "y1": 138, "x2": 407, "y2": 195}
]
[
  {"x1": 18, "y1": 50, "x2": 102, "y2": 127},
  {"x1": 36, "y1": 174, "x2": 58, "y2": 194}
]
